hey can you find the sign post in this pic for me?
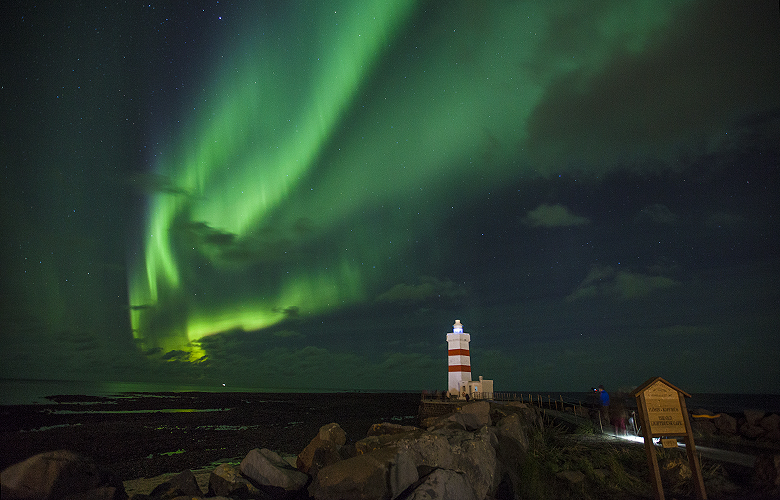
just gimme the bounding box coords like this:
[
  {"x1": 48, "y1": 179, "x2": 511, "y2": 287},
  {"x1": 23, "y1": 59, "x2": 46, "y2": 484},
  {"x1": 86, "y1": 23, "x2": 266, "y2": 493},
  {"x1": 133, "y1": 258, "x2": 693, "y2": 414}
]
[{"x1": 631, "y1": 377, "x2": 706, "y2": 500}]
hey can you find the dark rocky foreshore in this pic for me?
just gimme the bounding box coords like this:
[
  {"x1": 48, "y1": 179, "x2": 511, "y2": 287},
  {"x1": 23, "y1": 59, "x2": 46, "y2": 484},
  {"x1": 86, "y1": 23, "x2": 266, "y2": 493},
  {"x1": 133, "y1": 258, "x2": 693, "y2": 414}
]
[
  {"x1": 3, "y1": 395, "x2": 780, "y2": 500},
  {"x1": 0, "y1": 392, "x2": 422, "y2": 480}
]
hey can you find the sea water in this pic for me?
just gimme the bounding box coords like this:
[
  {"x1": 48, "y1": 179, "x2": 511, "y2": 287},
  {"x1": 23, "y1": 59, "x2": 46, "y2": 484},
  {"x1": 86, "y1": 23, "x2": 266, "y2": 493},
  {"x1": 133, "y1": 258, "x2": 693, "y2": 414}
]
[
  {"x1": 0, "y1": 379, "x2": 288, "y2": 405},
  {"x1": 0, "y1": 379, "x2": 403, "y2": 405},
  {"x1": 2, "y1": 379, "x2": 779, "y2": 414}
]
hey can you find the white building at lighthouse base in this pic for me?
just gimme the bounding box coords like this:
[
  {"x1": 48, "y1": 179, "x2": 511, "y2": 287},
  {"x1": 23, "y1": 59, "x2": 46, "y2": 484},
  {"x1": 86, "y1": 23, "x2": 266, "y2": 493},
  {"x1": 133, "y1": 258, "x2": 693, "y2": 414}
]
[{"x1": 446, "y1": 320, "x2": 494, "y2": 398}]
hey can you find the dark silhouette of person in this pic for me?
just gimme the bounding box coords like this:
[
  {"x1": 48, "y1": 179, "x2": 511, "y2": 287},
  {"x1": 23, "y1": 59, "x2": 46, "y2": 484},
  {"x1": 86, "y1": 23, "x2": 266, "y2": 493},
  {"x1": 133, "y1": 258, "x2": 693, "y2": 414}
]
[
  {"x1": 609, "y1": 395, "x2": 627, "y2": 435},
  {"x1": 597, "y1": 385, "x2": 610, "y2": 424}
]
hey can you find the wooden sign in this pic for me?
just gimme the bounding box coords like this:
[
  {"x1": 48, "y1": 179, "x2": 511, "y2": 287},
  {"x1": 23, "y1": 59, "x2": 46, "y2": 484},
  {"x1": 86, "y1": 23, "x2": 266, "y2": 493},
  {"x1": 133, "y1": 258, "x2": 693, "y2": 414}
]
[
  {"x1": 631, "y1": 377, "x2": 707, "y2": 500},
  {"x1": 644, "y1": 379, "x2": 687, "y2": 436}
]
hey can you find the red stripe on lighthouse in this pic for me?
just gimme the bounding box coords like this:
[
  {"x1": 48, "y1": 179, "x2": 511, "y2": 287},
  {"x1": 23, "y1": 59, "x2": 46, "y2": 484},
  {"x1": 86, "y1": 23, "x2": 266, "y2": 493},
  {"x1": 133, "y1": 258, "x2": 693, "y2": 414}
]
[
  {"x1": 448, "y1": 365, "x2": 471, "y2": 372},
  {"x1": 448, "y1": 349, "x2": 470, "y2": 356}
]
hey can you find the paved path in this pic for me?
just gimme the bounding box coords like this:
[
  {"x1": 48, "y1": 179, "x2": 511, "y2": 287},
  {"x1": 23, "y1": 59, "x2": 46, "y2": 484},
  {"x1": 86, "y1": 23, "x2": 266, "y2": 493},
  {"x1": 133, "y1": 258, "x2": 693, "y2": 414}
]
[{"x1": 543, "y1": 408, "x2": 759, "y2": 468}]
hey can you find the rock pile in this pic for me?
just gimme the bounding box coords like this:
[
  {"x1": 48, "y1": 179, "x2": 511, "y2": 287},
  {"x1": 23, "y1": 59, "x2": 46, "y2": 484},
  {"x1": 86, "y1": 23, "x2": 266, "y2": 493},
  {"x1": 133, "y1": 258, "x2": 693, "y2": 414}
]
[
  {"x1": 0, "y1": 449, "x2": 125, "y2": 500},
  {"x1": 690, "y1": 408, "x2": 780, "y2": 443},
  {"x1": 3, "y1": 400, "x2": 780, "y2": 500},
  {"x1": 1, "y1": 401, "x2": 541, "y2": 500}
]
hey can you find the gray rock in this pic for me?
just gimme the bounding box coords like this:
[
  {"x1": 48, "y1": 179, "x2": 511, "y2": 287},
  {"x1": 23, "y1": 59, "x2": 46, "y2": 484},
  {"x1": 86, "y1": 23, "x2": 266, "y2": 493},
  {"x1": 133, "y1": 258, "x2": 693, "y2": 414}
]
[
  {"x1": 298, "y1": 423, "x2": 348, "y2": 476},
  {"x1": 443, "y1": 426, "x2": 499, "y2": 500},
  {"x1": 392, "y1": 431, "x2": 455, "y2": 471},
  {"x1": 406, "y1": 469, "x2": 477, "y2": 500},
  {"x1": 714, "y1": 413, "x2": 737, "y2": 435},
  {"x1": 0, "y1": 450, "x2": 125, "y2": 500},
  {"x1": 454, "y1": 401, "x2": 491, "y2": 430},
  {"x1": 366, "y1": 423, "x2": 419, "y2": 437},
  {"x1": 740, "y1": 422, "x2": 766, "y2": 439},
  {"x1": 505, "y1": 402, "x2": 543, "y2": 429},
  {"x1": 557, "y1": 470, "x2": 586, "y2": 484},
  {"x1": 495, "y1": 413, "x2": 529, "y2": 456},
  {"x1": 207, "y1": 463, "x2": 265, "y2": 499},
  {"x1": 744, "y1": 409, "x2": 766, "y2": 427},
  {"x1": 314, "y1": 443, "x2": 348, "y2": 472},
  {"x1": 446, "y1": 412, "x2": 484, "y2": 431},
  {"x1": 148, "y1": 470, "x2": 201, "y2": 499},
  {"x1": 308, "y1": 447, "x2": 418, "y2": 500},
  {"x1": 240, "y1": 448, "x2": 308, "y2": 493},
  {"x1": 354, "y1": 435, "x2": 385, "y2": 455},
  {"x1": 760, "y1": 414, "x2": 780, "y2": 434},
  {"x1": 317, "y1": 423, "x2": 347, "y2": 446},
  {"x1": 754, "y1": 453, "x2": 780, "y2": 488},
  {"x1": 297, "y1": 439, "x2": 343, "y2": 477},
  {"x1": 691, "y1": 418, "x2": 717, "y2": 437}
]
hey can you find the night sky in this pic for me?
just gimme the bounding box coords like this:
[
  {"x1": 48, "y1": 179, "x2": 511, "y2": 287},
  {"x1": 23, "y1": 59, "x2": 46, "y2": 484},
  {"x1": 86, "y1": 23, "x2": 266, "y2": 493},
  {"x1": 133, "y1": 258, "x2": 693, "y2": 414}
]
[{"x1": 2, "y1": 1, "x2": 778, "y2": 394}]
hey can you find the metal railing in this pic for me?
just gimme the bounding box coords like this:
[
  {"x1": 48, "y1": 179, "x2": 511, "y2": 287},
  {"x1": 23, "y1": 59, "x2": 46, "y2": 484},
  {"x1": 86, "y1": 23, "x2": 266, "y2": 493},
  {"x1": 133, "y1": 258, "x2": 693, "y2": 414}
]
[{"x1": 420, "y1": 391, "x2": 593, "y2": 414}]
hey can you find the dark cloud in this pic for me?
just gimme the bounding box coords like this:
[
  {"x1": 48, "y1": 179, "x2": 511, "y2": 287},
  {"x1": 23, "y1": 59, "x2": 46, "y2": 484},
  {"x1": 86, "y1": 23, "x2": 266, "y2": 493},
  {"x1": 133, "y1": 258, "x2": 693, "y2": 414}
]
[
  {"x1": 161, "y1": 350, "x2": 191, "y2": 361},
  {"x1": 525, "y1": 0, "x2": 780, "y2": 168},
  {"x1": 130, "y1": 304, "x2": 154, "y2": 311},
  {"x1": 522, "y1": 204, "x2": 590, "y2": 228},
  {"x1": 272, "y1": 330, "x2": 302, "y2": 339},
  {"x1": 655, "y1": 325, "x2": 711, "y2": 337},
  {"x1": 272, "y1": 306, "x2": 300, "y2": 318},
  {"x1": 376, "y1": 276, "x2": 468, "y2": 305},
  {"x1": 633, "y1": 204, "x2": 679, "y2": 225},
  {"x1": 566, "y1": 265, "x2": 679, "y2": 302},
  {"x1": 705, "y1": 211, "x2": 744, "y2": 229}
]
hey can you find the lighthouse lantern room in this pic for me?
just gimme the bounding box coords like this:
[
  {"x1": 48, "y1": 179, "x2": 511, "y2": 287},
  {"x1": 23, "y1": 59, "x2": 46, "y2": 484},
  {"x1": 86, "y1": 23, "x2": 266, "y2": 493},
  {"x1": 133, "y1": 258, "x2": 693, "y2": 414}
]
[{"x1": 447, "y1": 320, "x2": 471, "y2": 395}]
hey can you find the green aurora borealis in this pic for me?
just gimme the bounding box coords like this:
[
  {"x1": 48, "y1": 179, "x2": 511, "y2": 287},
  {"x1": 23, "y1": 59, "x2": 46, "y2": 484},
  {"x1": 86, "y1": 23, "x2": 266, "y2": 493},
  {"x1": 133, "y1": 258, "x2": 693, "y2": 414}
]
[
  {"x1": 130, "y1": 1, "x2": 419, "y2": 354},
  {"x1": 2, "y1": 0, "x2": 779, "y2": 392}
]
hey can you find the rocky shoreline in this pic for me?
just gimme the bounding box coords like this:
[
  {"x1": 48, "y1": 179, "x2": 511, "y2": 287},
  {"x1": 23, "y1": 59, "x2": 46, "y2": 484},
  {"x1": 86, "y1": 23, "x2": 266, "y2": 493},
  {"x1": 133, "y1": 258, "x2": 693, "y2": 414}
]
[
  {"x1": 0, "y1": 392, "x2": 421, "y2": 480},
  {"x1": 3, "y1": 394, "x2": 780, "y2": 500}
]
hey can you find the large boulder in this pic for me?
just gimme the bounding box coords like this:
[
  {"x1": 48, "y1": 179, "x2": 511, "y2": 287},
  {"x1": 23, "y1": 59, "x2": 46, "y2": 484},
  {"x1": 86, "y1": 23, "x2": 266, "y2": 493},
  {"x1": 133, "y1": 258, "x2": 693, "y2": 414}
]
[
  {"x1": 495, "y1": 412, "x2": 530, "y2": 457},
  {"x1": 759, "y1": 414, "x2": 780, "y2": 442},
  {"x1": 147, "y1": 469, "x2": 202, "y2": 499},
  {"x1": 448, "y1": 401, "x2": 491, "y2": 431},
  {"x1": 240, "y1": 448, "x2": 309, "y2": 494},
  {"x1": 405, "y1": 468, "x2": 477, "y2": 500},
  {"x1": 298, "y1": 440, "x2": 344, "y2": 477},
  {"x1": 366, "y1": 423, "x2": 418, "y2": 437},
  {"x1": 438, "y1": 426, "x2": 499, "y2": 500},
  {"x1": 744, "y1": 409, "x2": 766, "y2": 427},
  {"x1": 690, "y1": 418, "x2": 717, "y2": 438},
  {"x1": 740, "y1": 422, "x2": 766, "y2": 440},
  {"x1": 493, "y1": 411, "x2": 530, "y2": 494},
  {"x1": 0, "y1": 450, "x2": 125, "y2": 500},
  {"x1": 690, "y1": 409, "x2": 718, "y2": 437},
  {"x1": 298, "y1": 423, "x2": 348, "y2": 476},
  {"x1": 308, "y1": 447, "x2": 418, "y2": 500},
  {"x1": 714, "y1": 413, "x2": 737, "y2": 435},
  {"x1": 504, "y1": 402, "x2": 543, "y2": 429},
  {"x1": 317, "y1": 423, "x2": 347, "y2": 446},
  {"x1": 208, "y1": 463, "x2": 265, "y2": 499},
  {"x1": 753, "y1": 454, "x2": 780, "y2": 488},
  {"x1": 446, "y1": 413, "x2": 484, "y2": 432},
  {"x1": 390, "y1": 431, "x2": 455, "y2": 471}
]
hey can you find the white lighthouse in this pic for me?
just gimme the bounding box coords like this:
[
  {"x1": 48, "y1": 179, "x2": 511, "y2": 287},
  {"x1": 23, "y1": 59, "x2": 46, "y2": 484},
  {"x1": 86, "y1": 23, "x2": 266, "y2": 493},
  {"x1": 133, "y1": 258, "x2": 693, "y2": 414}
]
[{"x1": 447, "y1": 319, "x2": 471, "y2": 395}]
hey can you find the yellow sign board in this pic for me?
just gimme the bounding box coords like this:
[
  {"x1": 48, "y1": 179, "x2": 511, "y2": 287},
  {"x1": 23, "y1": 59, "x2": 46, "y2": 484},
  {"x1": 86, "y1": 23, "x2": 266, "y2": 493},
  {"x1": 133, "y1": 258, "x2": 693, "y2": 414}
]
[
  {"x1": 644, "y1": 380, "x2": 686, "y2": 435},
  {"x1": 632, "y1": 377, "x2": 707, "y2": 500},
  {"x1": 661, "y1": 438, "x2": 679, "y2": 448}
]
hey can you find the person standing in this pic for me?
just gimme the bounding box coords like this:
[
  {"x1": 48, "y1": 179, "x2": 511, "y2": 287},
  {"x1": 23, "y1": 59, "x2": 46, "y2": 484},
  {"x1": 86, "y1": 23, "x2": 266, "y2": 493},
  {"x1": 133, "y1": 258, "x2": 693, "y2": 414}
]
[{"x1": 597, "y1": 385, "x2": 610, "y2": 424}]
